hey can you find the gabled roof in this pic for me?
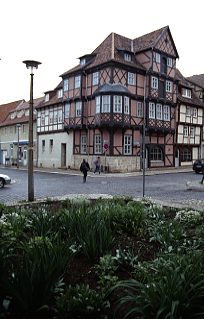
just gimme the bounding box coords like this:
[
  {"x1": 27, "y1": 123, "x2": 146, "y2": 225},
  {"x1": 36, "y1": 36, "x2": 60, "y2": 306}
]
[
  {"x1": 0, "y1": 100, "x2": 25, "y2": 124},
  {"x1": 186, "y1": 74, "x2": 204, "y2": 89},
  {"x1": 175, "y1": 69, "x2": 204, "y2": 108},
  {"x1": 0, "y1": 97, "x2": 44, "y2": 127},
  {"x1": 133, "y1": 26, "x2": 179, "y2": 58}
]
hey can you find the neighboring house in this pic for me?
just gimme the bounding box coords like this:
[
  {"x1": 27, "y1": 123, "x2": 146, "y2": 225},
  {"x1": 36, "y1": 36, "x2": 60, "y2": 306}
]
[
  {"x1": 0, "y1": 100, "x2": 25, "y2": 164},
  {"x1": 0, "y1": 97, "x2": 43, "y2": 166},
  {"x1": 175, "y1": 70, "x2": 204, "y2": 166},
  {"x1": 186, "y1": 74, "x2": 204, "y2": 159},
  {"x1": 37, "y1": 25, "x2": 179, "y2": 172}
]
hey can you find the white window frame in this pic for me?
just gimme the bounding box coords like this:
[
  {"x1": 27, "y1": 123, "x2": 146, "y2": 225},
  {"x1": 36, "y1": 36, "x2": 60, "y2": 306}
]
[
  {"x1": 49, "y1": 110, "x2": 54, "y2": 124},
  {"x1": 182, "y1": 88, "x2": 192, "y2": 98},
  {"x1": 183, "y1": 126, "x2": 188, "y2": 137},
  {"x1": 192, "y1": 108, "x2": 197, "y2": 117},
  {"x1": 80, "y1": 58, "x2": 86, "y2": 66},
  {"x1": 156, "y1": 103, "x2": 163, "y2": 120},
  {"x1": 113, "y1": 96, "x2": 122, "y2": 113},
  {"x1": 124, "y1": 53, "x2": 131, "y2": 62},
  {"x1": 167, "y1": 57, "x2": 173, "y2": 67},
  {"x1": 151, "y1": 76, "x2": 158, "y2": 89},
  {"x1": 190, "y1": 126, "x2": 195, "y2": 137},
  {"x1": 156, "y1": 52, "x2": 161, "y2": 63},
  {"x1": 63, "y1": 79, "x2": 69, "y2": 92},
  {"x1": 95, "y1": 96, "x2": 100, "y2": 114},
  {"x1": 81, "y1": 135, "x2": 87, "y2": 154},
  {"x1": 75, "y1": 75, "x2": 81, "y2": 89},
  {"x1": 166, "y1": 80, "x2": 172, "y2": 93},
  {"x1": 124, "y1": 96, "x2": 130, "y2": 114},
  {"x1": 186, "y1": 106, "x2": 191, "y2": 116},
  {"x1": 123, "y1": 135, "x2": 132, "y2": 155},
  {"x1": 41, "y1": 112, "x2": 45, "y2": 126},
  {"x1": 64, "y1": 102, "x2": 70, "y2": 118},
  {"x1": 94, "y1": 134, "x2": 102, "y2": 154},
  {"x1": 102, "y1": 95, "x2": 110, "y2": 113},
  {"x1": 149, "y1": 102, "x2": 155, "y2": 119},
  {"x1": 128, "y1": 72, "x2": 135, "y2": 85},
  {"x1": 58, "y1": 109, "x2": 63, "y2": 123},
  {"x1": 137, "y1": 101, "x2": 143, "y2": 117},
  {"x1": 54, "y1": 109, "x2": 58, "y2": 124},
  {"x1": 45, "y1": 93, "x2": 49, "y2": 102},
  {"x1": 58, "y1": 89, "x2": 63, "y2": 98},
  {"x1": 76, "y1": 101, "x2": 82, "y2": 116},
  {"x1": 163, "y1": 105, "x2": 170, "y2": 121},
  {"x1": 92, "y1": 72, "x2": 99, "y2": 85}
]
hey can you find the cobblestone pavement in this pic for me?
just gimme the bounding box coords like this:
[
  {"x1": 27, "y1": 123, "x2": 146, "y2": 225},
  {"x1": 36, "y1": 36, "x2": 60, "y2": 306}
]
[{"x1": 1, "y1": 166, "x2": 204, "y2": 211}]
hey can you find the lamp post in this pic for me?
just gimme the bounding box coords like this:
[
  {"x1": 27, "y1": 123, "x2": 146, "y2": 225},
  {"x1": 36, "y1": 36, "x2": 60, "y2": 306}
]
[
  {"x1": 142, "y1": 71, "x2": 148, "y2": 197},
  {"x1": 16, "y1": 124, "x2": 21, "y2": 169},
  {"x1": 23, "y1": 60, "x2": 41, "y2": 202}
]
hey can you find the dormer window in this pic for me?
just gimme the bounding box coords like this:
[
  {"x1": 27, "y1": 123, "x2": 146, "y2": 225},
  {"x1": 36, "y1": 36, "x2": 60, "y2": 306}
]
[
  {"x1": 124, "y1": 53, "x2": 131, "y2": 62},
  {"x1": 182, "y1": 88, "x2": 192, "y2": 99},
  {"x1": 10, "y1": 112, "x2": 16, "y2": 120},
  {"x1": 80, "y1": 58, "x2": 86, "y2": 66},
  {"x1": 45, "y1": 93, "x2": 49, "y2": 102},
  {"x1": 63, "y1": 79, "x2": 69, "y2": 92},
  {"x1": 58, "y1": 89, "x2": 63, "y2": 98}
]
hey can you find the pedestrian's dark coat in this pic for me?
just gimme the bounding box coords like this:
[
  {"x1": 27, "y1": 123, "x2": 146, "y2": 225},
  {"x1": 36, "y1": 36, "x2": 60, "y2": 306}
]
[{"x1": 80, "y1": 159, "x2": 90, "y2": 182}]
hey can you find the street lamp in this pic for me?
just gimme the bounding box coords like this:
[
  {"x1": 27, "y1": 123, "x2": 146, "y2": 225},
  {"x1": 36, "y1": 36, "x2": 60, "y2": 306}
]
[
  {"x1": 16, "y1": 124, "x2": 21, "y2": 169},
  {"x1": 142, "y1": 71, "x2": 148, "y2": 197},
  {"x1": 23, "y1": 60, "x2": 41, "y2": 202}
]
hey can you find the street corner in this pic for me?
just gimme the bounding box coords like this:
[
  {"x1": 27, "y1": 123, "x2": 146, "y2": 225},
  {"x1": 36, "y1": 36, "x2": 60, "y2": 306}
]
[{"x1": 186, "y1": 180, "x2": 204, "y2": 191}]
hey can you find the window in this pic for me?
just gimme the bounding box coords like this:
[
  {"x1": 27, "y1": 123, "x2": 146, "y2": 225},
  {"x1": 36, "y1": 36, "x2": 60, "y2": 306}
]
[
  {"x1": 54, "y1": 109, "x2": 58, "y2": 124},
  {"x1": 42, "y1": 140, "x2": 45, "y2": 152},
  {"x1": 183, "y1": 126, "x2": 188, "y2": 137},
  {"x1": 94, "y1": 134, "x2": 102, "y2": 154},
  {"x1": 58, "y1": 89, "x2": 63, "y2": 98},
  {"x1": 49, "y1": 110, "x2": 54, "y2": 124},
  {"x1": 75, "y1": 75, "x2": 81, "y2": 88},
  {"x1": 190, "y1": 127, "x2": 195, "y2": 137},
  {"x1": 113, "y1": 96, "x2": 122, "y2": 113},
  {"x1": 49, "y1": 139, "x2": 53, "y2": 152},
  {"x1": 76, "y1": 101, "x2": 82, "y2": 116},
  {"x1": 150, "y1": 147, "x2": 163, "y2": 161},
  {"x1": 124, "y1": 97, "x2": 130, "y2": 114},
  {"x1": 180, "y1": 148, "x2": 192, "y2": 162},
  {"x1": 163, "y1": 105, "x2": 170, "y2": 121},
  {"x1": 64, "y1": 102, "x2": 70, "y2": 118},
  {"x1": 156, "y1": 103, "x2": 163, "y2": 120},
  {"x1": 149, "y1": 102, "x2": 155, "y2": 119},
  {"x1": 182, "y1": 88, "x2": 192, "y2": 98},
  {"x1": 151, "y1": 77, "x2": 158, "y2": 89},
  {"x1": 128, "y1": 72, "x2": 135, "y2": 85},
  {"x1": 124, "y1": 135, "x2": 132, "y2": 155},
  {"x1": 155, "y1": 53, "x2": 161, "y2": 63},
  {"x1": 161, "y1": 57, "x2": 167, "y2": 74},
  {"x1": 192, "y1": 108, "x2": 197, "y2": 117},
  {"x1": 102, "y1": 95, "x2": 110, "y2": 112},
  {"x1": 124, "y1": 53, "x2": 131, "y2": 62},
  {"x1": 166, "y1": 80, "x2": 172, "y2": 93},
  {"x1": 63, "y1": 79, "x2": 69, "y2": 92},
  {"x1": 137, "y1": 101, "x2": 143, "y2": 117},
  {"x1": 58, "y1": 109, "x2": 63, "y2": 123},
  {"x1": 186, "y1": 106, "x2": 191, "y2": 116},
  {"x1": 45, "y1": 93, "x2": 49, "y2": 102},
  {"x1": 81, "y1": 135, "x2": 87, "y2": 154},
  {"x1": 167, "y1": 57, "x2": 173, "y2": 67},
  {"x1": 41, "y1": 112, "x2": 45, "y2": 126},
  {"x1": 95, "y1": 96, "x2": 100, "y2": 114},
  {"x1": 92, "y1": 72, "x2": 99, "y2": 85},
  {"x1": 80, "y1": 58, "x2": 86, "y2": 66}
]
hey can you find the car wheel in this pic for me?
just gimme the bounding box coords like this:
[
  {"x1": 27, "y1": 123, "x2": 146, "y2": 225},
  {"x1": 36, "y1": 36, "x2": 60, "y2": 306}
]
[{"x1": 0, "y1": 178, "x2": 5, "y2": 188}]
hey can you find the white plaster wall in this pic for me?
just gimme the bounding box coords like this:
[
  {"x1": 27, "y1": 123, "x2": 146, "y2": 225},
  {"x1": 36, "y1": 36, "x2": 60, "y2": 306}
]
[{"x1": 38, "y1": 132, "x2": 73, "y2": 168}]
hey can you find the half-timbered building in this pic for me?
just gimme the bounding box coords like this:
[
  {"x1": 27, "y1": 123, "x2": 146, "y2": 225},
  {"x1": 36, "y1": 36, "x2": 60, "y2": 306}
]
[{"x1": 36, "y1": 26, "x2": 179, "y2": 172}]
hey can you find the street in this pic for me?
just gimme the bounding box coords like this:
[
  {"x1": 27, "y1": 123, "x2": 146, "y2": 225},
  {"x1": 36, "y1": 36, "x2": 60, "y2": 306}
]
[{"x1": 1, "y1": 167, "x2": 204, "y2": 210}]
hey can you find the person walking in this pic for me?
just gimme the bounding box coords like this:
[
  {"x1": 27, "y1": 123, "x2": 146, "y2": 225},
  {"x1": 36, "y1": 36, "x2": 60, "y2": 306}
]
[
  {"x1": 200, "y1": 163, "x2": 204, "y2": 184},
  {"x1": 94, "y1": 156, "x2": 101, "y2": 174},
  {"x1": 80, "y1": 159, "x2": 90, "y2": 183}
]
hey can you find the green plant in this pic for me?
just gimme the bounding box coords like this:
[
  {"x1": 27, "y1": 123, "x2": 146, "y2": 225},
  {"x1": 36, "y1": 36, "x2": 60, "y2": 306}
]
[
  {"x1": 1, "y1": 236, "x2": 72, "y2": 318},
  {"x1": 56, "y1": 284, "x2": 110, "y2": 318},
  {"x1": 114, "y1": 253, "x2": 204, "y2": 319}
]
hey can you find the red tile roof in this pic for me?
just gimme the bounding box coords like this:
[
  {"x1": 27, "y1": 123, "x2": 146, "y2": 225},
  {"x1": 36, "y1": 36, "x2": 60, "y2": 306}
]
[{"x1": 0, "y1": 100, "x2": 25, "y2": 124}]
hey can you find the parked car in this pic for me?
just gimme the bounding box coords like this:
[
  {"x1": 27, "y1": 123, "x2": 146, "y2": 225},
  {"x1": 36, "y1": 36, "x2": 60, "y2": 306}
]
[
  {"x1": 0, "y1": 173, "x2": 11, "y2": 188},
  {"x1": 193, "y1": 160, "x2": 204, "y2": 174}
]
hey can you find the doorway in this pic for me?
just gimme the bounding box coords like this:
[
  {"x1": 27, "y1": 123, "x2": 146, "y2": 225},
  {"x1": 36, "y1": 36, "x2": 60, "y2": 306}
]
[{"x1": 61, "y1": 143, "x2": 66, "y2": 168}]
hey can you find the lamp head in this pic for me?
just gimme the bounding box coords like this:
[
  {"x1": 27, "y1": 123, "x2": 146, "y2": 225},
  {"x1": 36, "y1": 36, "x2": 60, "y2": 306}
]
[{"x1": 23, "y1": 60, "x2": 41, "y2": 70}]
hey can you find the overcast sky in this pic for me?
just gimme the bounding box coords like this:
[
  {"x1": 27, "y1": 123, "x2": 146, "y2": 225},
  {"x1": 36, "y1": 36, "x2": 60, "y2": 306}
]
[{"x1": 0, "y1": 0, "x2": 203, "y2": 105}]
